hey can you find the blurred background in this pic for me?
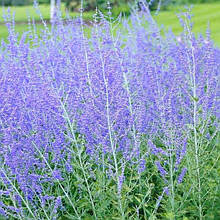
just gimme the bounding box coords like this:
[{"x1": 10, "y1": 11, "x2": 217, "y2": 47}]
[
  {"x1": 0, "y1": 0, "x2": 220, "y2": 11},
  {"x1": 1, "y1": 0, "x2": 220, "y2": 10},
  {"x1": 0, "y1": 0, "x2": 220, "y2": 45}
]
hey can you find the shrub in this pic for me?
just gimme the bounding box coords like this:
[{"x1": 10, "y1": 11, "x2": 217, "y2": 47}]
[
  {"x1": 0, "y1": 0, "x2": 32, "y2": 6},
  {"x1": 0, "y1": 3, "x2": 219, "y2": 219}
]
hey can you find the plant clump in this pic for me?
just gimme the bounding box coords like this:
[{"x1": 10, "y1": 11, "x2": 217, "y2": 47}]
[{"x1": 0, "y1": 3, "x2": 219, "y2": 219}]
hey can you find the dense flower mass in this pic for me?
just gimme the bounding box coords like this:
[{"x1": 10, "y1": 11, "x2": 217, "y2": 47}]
[{"x1": 0, "y1": 4, "x2": 219, "y2": 219}]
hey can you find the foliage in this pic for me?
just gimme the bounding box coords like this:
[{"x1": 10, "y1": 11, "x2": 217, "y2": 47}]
[
  {"x1": 37, "y1": 0, "x2": 51, "y2": 4},
  {"x1": 0, "y1": 3, "x2": 219, "y2": 220},
  {"x1": 64, "y1": 0, "x2": 220, "y2": 12},
  {"x1": 1, "y1": 0, "x2": 220, "y2": 8},
  {"x1": 0, "y1": 0, "x2": 32, "y2": 6},
  {"x1": 64, "y1": 0, "x2": 164, "y2": 11}
]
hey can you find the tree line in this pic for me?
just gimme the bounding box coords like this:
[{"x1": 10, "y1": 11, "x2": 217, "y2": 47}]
[{"x1": 1, "y1": 0, "x2": 219, "y2": 8}]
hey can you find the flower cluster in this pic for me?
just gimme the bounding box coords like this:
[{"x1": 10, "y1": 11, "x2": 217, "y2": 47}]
[{"x1": 0, "y1": 5, "x2": 219, "y2": 219}]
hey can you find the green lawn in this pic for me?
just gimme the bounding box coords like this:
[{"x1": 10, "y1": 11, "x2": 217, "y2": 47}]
[
  {"x1": 0, "y1": 3, "x2": 220, "y2": 46},
  {"x1": 155, "y1": 3, "x2": 220, "y2": 46},
  {"x1": 0, "y1": 4, "x2": 93, "y2": 40},
  {"x1": 0, "y1": 4, "x2": 96, "y2": 22}
]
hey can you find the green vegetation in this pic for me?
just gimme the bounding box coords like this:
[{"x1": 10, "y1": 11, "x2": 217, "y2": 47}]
[
  {"x1": 0, "y1": 2, "x2": 220, "y2": 46},
  {"x1": 0, "y1": 4, "x2": 93, "y2": 39},
  {"x1": 155, "y1": 3, "x2": 220, "y2": 46}
]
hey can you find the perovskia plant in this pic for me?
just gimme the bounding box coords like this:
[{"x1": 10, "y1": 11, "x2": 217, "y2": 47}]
[{"x1": 0, "y1": 1, "x2": 219, "y2": 219}]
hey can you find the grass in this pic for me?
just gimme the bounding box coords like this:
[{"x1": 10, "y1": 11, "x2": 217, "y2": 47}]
[
  {"x1": 0, "y1": 4, "x2": 96, "y2": 22},
  {"x1": 0, "y1": 4, "x2": 93, "y2": 40},
  {"x1": 0, "y1": 3, "x2": 220, "y2": 46},
  {"x1": 155, "y1": 3, "x2": 220, "y2": 46}
]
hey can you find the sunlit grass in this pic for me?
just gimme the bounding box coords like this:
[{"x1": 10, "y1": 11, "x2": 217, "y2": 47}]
[
  {"x1": 0, "y1": 4, "x2": 94, "y2": 22},
  {"x1": 155, "y1": 3, "x2": 220, "y2": 46},
  {"x1": 0, "y1": 3, "x2": 220, "y2": 46}
]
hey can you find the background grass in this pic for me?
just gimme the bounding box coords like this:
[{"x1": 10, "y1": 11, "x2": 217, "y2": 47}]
[
  {"x1": 0, "y1": 4, "x2": 94, "y2": 39},
  {"x1": 155, "y1": 3, "x2": 220, "y2": 46},
  {"x1": 0, "y1": 3, "x2": 220, "y2": 46}
]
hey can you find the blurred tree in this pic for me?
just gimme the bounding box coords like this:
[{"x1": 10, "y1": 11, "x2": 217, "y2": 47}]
[
  {"x1": 0, "y1": 0, "x2": 32, "y2": 6},
  {"x1": 64, "y1": 0, "x2": 173, "y2": 12},
  {"x1": 50, "y1": 0, "x2": 61, "y2": 21},
  {"x1": 0, "y1": 0, "x2": 219, "y2": 7},
  {"x1": 51, "y1": 0, "x2": 55, "y2": 20},
  {"x1": 65, "y1": 0, "x2": 125, "y2": 11},
  {"x1": 38, "y1": 0, "x2": 51, "y2": 3}
]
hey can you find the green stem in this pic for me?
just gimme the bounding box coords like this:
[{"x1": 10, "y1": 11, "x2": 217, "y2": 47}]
[
  {"x1": 32, "y1": 142, "x2": 81, "y2": 219},
  {"x1": 185, "y1": 17, "x2": 202, "y2": 220},
  {"x1": 94, "y1": 17, "x2": 125, "y2": 219},
  {"x1": 1, "y1": 169, "x2": 37, "y2": 220}
]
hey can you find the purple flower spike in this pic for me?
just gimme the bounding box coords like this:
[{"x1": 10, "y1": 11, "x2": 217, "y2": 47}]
[
  {"x1": 177, "y1": 167, "x2": 187, "y2": 184},
  {"x1": 155, "y1": 161, "x2": 167, "y2": 178}
]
